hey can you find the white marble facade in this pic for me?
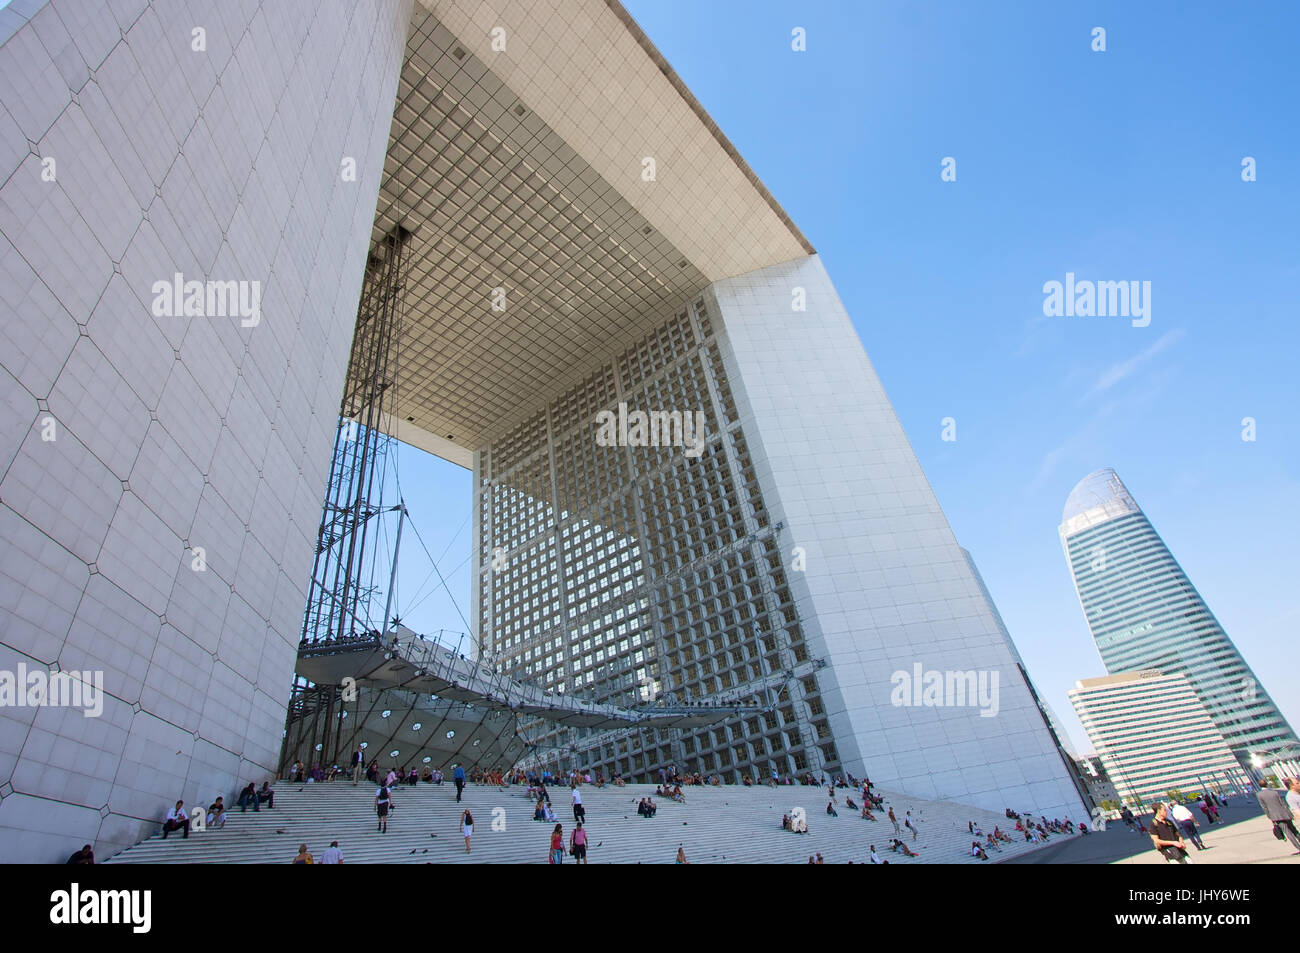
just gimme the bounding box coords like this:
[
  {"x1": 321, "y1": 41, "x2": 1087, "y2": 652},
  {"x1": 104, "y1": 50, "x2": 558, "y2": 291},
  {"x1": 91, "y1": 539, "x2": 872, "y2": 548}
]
[
  {"x1": 708, "y1": 255, "x2": 1086, "y2": 821},
  {"x1": 0, "y1": 0, "x2": 411, "y2": 862}
]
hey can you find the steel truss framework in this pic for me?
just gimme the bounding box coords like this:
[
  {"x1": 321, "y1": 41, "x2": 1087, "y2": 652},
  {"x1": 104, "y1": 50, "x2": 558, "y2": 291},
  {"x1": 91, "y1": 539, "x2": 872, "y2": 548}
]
[{"x1": 280, "y1": 225, "x2": 415, "y2": 775}]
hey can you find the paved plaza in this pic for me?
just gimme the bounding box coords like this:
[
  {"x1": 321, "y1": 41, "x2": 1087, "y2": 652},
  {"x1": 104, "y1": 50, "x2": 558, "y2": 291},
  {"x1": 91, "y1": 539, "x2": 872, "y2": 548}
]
[{"x1": 1005, "y1": 799, "x2": 1300, "y2": 865}]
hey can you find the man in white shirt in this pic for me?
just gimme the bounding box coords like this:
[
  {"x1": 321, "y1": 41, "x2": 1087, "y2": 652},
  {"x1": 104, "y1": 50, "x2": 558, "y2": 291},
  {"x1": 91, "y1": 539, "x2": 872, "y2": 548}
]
[
  {"x1": 319, "y1": 840, "x2": 343, "y2": 864},
  {"x1": 1285, "y1": 778, "x2": 1300, "y2": 819},
  {"x1": 162, "y1": 800, "x2": 190, "y2": 839},
  {"x1": 571, "y1": 784, "x2": 585, "y2": 823},
  {"x1": 1169, "y1": 802, "x2": 1205, "y2": 850},
  {"x1": 868, "y1": 845, "x2": 881, "y2": 864}
]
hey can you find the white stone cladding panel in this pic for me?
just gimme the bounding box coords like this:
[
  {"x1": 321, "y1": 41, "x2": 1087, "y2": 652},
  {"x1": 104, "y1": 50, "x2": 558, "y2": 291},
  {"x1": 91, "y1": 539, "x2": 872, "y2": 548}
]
[
  {"x1": 0, "y1": 0, "x2": 413, "y2": 861},
  {"x1": 708, "y1": 255, "x2": 1085, "y2": 821}
]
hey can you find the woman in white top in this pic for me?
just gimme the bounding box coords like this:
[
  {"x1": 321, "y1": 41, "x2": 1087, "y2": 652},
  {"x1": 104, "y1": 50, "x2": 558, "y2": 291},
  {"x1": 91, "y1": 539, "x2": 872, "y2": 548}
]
[{"x1": 460, "y1": 809, "x2": 474, "y2": 853}]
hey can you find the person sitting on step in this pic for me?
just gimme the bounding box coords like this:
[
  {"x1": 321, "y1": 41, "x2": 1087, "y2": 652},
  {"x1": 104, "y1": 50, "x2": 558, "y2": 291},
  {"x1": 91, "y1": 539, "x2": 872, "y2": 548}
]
[{"x1": 207, "y1": 796, "x2": 227, "y2": 829}]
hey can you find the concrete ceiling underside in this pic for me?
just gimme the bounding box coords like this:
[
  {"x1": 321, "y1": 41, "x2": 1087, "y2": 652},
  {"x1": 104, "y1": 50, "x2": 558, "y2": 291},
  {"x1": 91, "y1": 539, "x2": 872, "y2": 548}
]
[{"x1": 368, "y1": 1, "x2": 812, "y2": 466}]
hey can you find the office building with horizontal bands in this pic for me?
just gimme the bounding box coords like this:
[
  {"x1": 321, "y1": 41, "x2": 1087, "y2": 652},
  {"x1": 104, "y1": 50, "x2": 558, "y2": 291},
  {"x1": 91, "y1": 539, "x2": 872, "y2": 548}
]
[
  {"x1": 1060, "y1": 469, "x2": 1299, "y2": 772},
  {"x1": 1068, "y1": 670, "x2": 1251, "y2": 806},
  {"x1": 0, "y1": 0, "x2": 1083, "y2": 861}
]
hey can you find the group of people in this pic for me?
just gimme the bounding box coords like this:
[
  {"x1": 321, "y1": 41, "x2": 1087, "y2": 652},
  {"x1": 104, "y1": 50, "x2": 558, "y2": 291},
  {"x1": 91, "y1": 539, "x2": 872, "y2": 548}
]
[
  {"x1": 291, "y1": 840, "x2": 344, "y2": 864},
  {"x1": 160, "y1": 783, "x2": 273, "y2": 839},
  {"x1": 780, "y1": 812, "x2": 809, "y2": 833},
  {"x1": 547, "y1": 821, "x2": 590, "y2": 863},
  {"x1": 637, "y1": 797, "x2": 659, "y2": 818}
]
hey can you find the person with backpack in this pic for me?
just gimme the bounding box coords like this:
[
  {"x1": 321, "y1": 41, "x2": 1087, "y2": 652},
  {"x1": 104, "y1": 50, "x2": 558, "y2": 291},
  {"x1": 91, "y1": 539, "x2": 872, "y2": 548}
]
[
  {"x1": 375, "y1": 783, "x2": 392, "y2": 833},
  {"x1": 460, "y1": 809, "x2": 474, "y2": 853},
  {"x1": 570, "y1": 820, "x2": 588, "y2": 864},
  {"x1": 549, "y1": 823, "x2": 564, "y2": 864}
]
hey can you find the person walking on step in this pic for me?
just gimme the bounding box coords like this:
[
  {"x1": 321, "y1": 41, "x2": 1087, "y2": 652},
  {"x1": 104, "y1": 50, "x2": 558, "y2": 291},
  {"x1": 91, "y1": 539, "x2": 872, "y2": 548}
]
[
  {"x1": 570, "y1": 819, "x2": 588, "y2": 864},
  {"x1": 888, "y1": 806, "x2": 900, "y2": 836},
  {"x1": 375, "y1": 783, "x2": 392, "y2": 833},
  {"x1": 549, "y1": 823, "x2": 565, "y2": 864},
  {"x1": 352, "y1": 747, "x2": 364, "y2": 785},
  {"x1": 460, "y1": 809, "x2": 474, "y2": 854},
  {"x1": 453, "y1": 763, "x2": 466, "y2": 803},
  {"x1": 571, "y1": 782, "x2": 585, "y2": 824}
]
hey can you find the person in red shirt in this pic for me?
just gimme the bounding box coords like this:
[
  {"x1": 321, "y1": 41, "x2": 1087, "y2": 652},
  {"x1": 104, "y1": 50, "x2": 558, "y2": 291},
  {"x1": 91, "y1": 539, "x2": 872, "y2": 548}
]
[{"x1": 549, "y1": 823, "x2": 564, "y2": 864}]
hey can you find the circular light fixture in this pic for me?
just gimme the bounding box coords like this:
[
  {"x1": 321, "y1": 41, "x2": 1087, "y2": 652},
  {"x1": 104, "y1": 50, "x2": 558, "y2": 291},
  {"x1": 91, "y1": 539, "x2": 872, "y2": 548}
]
[
  {"x1": 314, "y1": 743, "x2": 322, "y2": 751},
  {"x1": 445, "y1": 730, "x2": 455, "y2": 739},
  {"x1": 412, "y1": 722, "x2": 422, "y2": 731},
  {"x1": 473, "y1": 739, "x2": 481, "y2": 747},
  {"x1": 359, "y1": 742, "x2": 368, "y2": 749},
  {"x1": 381, "y1": 710, "x2": 391, "y2": 718},
  {"x1": 389, "y1": 750, "x2": 400, "y2": 758},
  {"x1": 423, "y1": 756, "x2": 432, "y2": 763}
]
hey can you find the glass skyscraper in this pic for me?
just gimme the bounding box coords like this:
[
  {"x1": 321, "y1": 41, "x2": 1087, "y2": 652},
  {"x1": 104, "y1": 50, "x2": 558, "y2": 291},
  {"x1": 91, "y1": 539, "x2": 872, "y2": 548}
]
[{"x1": 1060, "y1": 468, "x2": 1298, "y2": 769}]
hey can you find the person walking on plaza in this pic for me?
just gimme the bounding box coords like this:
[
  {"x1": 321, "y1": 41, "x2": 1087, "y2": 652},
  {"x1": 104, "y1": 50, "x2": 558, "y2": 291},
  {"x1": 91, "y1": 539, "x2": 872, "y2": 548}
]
[
  {"x1": 1170, "y1": 802, "x2": 1206, "y2": 851},
  {"x1": 1285, "y1": 778, "x2": 1300, "y2": 821},
  {"x1": 453, "y1": 763, "x2": 466, "y2": 802},
  {"x1": 1256, "y1": 778, "x2": 1300, "y2": 853}
]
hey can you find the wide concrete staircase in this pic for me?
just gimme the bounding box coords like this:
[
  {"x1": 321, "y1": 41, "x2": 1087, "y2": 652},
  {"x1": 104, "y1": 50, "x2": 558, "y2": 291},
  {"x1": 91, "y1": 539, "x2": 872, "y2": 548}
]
[{"x1": 105, "y1": 781, "x2": 1074, "y2": 864}]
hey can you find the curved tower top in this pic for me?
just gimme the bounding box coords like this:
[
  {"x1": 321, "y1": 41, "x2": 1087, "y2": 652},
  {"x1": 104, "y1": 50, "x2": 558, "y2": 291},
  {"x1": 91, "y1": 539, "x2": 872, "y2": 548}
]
[{"x1": 1060, "y1": 468, "x2": 1141, "y2": 537}]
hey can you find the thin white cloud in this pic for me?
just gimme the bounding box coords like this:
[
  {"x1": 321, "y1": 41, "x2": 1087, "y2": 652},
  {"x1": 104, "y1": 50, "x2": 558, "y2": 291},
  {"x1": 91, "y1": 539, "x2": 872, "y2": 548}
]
[{"x1": 1087, "y1": 328, "x2": 1184, "y2": 398}]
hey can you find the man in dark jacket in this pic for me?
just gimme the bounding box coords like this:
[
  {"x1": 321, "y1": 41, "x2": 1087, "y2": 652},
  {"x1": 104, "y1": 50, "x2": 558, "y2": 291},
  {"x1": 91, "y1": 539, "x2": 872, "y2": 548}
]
[{"x1": 1256, "y1": 779, "x2": 1300, "y2": 852}]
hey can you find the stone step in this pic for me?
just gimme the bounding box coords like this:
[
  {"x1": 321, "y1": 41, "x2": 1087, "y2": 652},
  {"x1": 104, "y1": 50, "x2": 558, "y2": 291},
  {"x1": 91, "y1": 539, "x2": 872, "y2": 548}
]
[{"x1": 106, "y1": 783, "x2": 1071, "y2": 864}]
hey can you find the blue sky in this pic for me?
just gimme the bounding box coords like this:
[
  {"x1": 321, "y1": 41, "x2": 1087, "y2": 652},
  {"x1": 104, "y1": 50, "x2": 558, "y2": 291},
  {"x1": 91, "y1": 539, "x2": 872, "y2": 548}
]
[{"x1": 386, "y1": 0, "x2": 1299, "y2": 755}]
